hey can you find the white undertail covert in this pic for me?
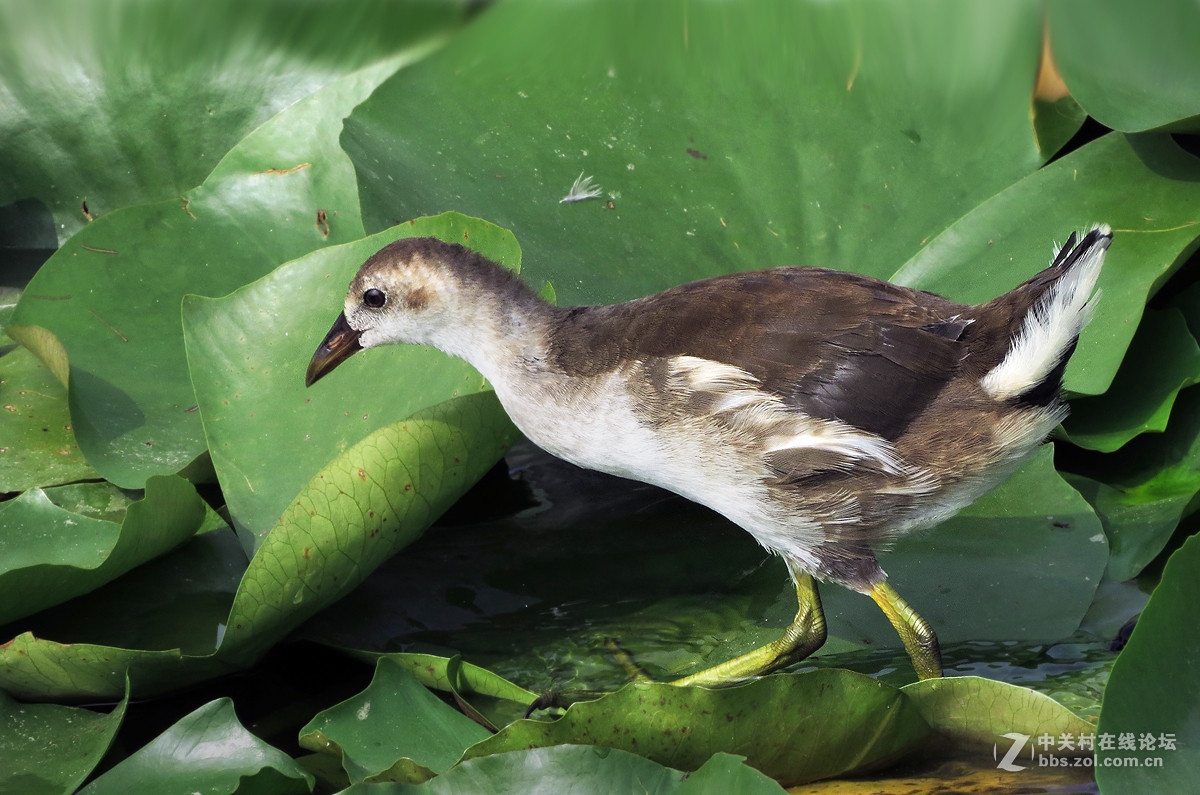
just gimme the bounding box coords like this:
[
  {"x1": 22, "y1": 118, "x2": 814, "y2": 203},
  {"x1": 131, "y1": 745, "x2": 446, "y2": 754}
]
[{"x1": 980, "y1": 225, "x2": 1110, "y2": 401}]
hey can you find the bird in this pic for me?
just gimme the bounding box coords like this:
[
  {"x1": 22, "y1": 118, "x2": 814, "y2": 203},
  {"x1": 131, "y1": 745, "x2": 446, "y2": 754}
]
[{"x1": 306, "y1": 225, "x2": 1111, "y2": 687}]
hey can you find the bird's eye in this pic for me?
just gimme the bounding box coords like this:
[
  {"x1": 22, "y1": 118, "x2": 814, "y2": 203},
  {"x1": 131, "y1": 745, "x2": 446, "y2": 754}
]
[{"x1": 363, "y1": 288, "x2": 386, "y2": 308}]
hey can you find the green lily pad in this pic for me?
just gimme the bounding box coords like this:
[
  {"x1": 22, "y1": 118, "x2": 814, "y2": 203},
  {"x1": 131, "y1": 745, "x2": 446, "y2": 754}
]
[
  {"x1": 0, "y1": 684, "x2": 128, "y2": 795},
  {"x1": 1064, "y1": 475, "x2": 1194, "y2": 585},
  {"x1": 1096, "y1": 533, "x2": 1200, "y2": 792},
  {"x1": 181, "y1": 213, "x2": 520, "y2": 548},
  {"x1": 0, "y1": 343, "x2": 99, "y2": 491},
  {"x1": 1049, "y1": 0, "x2": 1200, "y2": 132},
  {"x1": 8, "y1": 57, "x2": 408, "y2": 489},
  {"x1": 673, "y1": 753, "x2": 787, "y2": 794},
  {"x1": 354, "y1": 652, "x2": 535, "y2": 706},
  {"x1": 0, "y1": 529, "x2": 245, "y2": 701},
  {"x1": 345, "y1": 0, "x2": 1050, "y2": 306},
  {"x1": 891, "y1": 133, "x2": 1200, "y2": 397},
  {"x1": 902, "y1": 676, "x2": 1094, "y2": 752},
  {"x1": 1174, "y1": 279, "x2": 1200, "y2": 340},
  {"x1": 80, "y1": 697, "x2": 313, "y2": 795},
  {"x1": 465, "y1": 670, "x2": 930, "y2": 785},
  {"x1": 216, "y1": 392, "x2": 518, "y2": 667},
  {"x1": 0, "y1": 475, "x2": 206, "y2": 625},
  {"x1": 1063, "y1": 387, "x2": 1200, "y2": 582},
  {"x1": 300, "y1": 658, "x2": 490, "y2": 785},
  {"x1": 42, "y1": 481, "x2": 134, "y2": 523},
  {"x1": 1063, "y1": 307, "x2": 1200, "y2": 451},
  {"x1": 0, "y1": 0, "x2": 461, "y2": 241},
  {"x1": 5, "y1": 524, "x2": 245, "y2": 653},
  {"x1": 0, "y1": 395, "x2": 514, "y2": 702},
  {"x1": 339, "y1": 747, "x2": 784, "y2": 795},
  {"x1": 1, "y1": 286, "x2": 19, "y2": 329}
]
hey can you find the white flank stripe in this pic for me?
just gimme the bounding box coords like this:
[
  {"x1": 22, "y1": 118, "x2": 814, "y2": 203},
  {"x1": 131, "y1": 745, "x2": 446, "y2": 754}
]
[
  {"x1": 671, "y1": 355, "x2": 905, "y2": 474},
  {"x1": 764, "y1": 425, "x2": 903, "y2": 473}
]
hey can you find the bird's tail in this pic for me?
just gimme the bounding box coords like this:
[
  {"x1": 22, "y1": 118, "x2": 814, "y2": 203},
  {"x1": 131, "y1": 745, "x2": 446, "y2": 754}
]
[{"x1": 979, "y1": 225, "x2": 1111, "y2": 405}]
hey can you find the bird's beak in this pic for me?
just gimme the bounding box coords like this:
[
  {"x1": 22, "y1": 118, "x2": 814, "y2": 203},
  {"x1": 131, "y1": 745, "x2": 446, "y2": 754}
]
[{"x1": 306, "y1": 312, "x2": 364, "y2": 387}]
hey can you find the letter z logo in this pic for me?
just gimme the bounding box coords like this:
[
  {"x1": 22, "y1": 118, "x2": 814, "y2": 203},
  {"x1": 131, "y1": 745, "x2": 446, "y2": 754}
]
[{"x1": 995, "y1": 732, "x2": 1030, "y2": 771}]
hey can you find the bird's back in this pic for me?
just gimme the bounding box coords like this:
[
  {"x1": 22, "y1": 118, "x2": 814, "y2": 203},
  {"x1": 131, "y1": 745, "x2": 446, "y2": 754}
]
[{"x1": 547, "y1": 267, "x2": 973, "y2": 442}]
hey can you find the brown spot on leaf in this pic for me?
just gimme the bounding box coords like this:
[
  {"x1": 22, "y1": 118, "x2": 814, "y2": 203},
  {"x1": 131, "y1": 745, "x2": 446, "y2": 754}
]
[
  {"x1": 82, "y1": 245, "x2": 118, "y2": 256},
  {"x1": 254, "y1": 163, "x2": 312, "y2": 175},
  {"x1": 88, "y1": 309, "x2": 128, "y2": 341},
  {"x1": 686, "y1": 147, "x2": 707, "y2": 160}
]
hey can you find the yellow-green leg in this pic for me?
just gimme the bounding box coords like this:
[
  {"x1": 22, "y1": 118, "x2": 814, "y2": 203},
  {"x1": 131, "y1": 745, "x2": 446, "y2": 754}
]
[
  {"x1": 868, "y1": 581, "x2": 942, "y2": 680},
  {"x1": 528, "y1": 575, "x2": 940, "y2": 713},
  {"x1": 667, "y1": 573, "x2": 827, "y2": 687}
]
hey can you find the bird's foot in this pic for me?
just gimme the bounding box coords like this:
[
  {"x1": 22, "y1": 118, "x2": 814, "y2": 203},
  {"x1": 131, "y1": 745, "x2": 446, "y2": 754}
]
[
  {"x1": 524, "y1": 638, "x2": 656, "y2": 716},
  {"x1": 583, "y1": 574, "x2": 829, "y2": 691},
  {"x1": 668, "y1": 573, "x2": 827, "y2": 687},
  {"x1": 523, "y1": 688, "x2": 611, "y2": 717}
]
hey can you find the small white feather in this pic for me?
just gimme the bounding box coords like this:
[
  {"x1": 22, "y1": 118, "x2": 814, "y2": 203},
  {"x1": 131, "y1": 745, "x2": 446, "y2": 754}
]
[{"x1": 559, "y1": 172, "x2": 603, "y2": 203}]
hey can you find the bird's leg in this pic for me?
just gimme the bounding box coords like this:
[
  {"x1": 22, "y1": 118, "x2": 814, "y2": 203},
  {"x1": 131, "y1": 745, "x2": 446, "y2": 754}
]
[
  {"x1": 605, "y1": 637, "x2": 654, "y2": 683},
  {"x1": 668, "y1": 573, "x2": 827, "y2": 688},
  {"x1": 867, "y1": 580, "x2": 943, "y2": 680}
]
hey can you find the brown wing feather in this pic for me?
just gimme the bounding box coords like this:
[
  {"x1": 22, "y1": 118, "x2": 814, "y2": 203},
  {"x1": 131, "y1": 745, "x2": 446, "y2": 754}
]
[{"x1": 547, "y1": 267, "x2": 973, "y2": 441}]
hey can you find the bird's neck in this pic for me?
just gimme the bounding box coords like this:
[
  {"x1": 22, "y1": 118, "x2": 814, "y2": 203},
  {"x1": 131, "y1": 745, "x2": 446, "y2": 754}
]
[{"x1": 431, "y1": 280, "x2": 558, "y2": 385}]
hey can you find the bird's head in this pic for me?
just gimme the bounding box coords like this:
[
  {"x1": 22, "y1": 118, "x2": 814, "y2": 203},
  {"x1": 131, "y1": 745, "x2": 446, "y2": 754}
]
[{"x1": 306, "y1": 236, "x2": 533, "y2": 387}]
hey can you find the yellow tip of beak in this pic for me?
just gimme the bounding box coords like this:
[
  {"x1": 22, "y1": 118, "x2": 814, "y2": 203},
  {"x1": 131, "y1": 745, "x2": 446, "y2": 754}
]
[{"x1": 306, "y1": 311, "x2": 363, "y2": 387}]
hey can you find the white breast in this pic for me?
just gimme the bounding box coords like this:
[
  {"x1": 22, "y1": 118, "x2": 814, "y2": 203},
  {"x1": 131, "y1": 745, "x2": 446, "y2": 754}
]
[
  {"x1": 487, "y1": 363, "x2": 829, "y2": 570},
  {"x1": 491, "y1": 368, "x2": 667, "y2": 482}
]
